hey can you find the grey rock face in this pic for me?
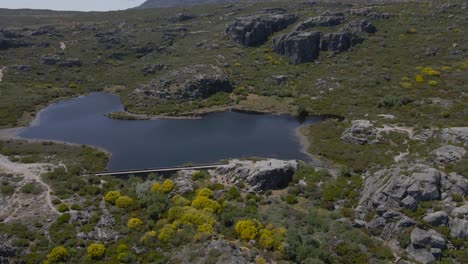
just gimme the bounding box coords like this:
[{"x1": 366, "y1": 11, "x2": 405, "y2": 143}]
[
  {"x1": 410, "y1": 228, "x2": 432, "y2": 247},
  {"x1": 215, "y1": 159, "x2": 297, "y2": 191},
  {"x1": 225, "y1": 13, "x2": 297, "y2": 46},
  {"x1": 344, "y1": 20, "x2": 377, "y2": 34},
  {"x1": 451, "y1": 204, "x2": 468, "y2": 217},
  {"x1": 31, "y1": 25, "x2": 61, "y2": 36},
  {"x1": 271, "y1": 31, "x2": 321, "y2": 64},
  {"x1": 341, "y1": 120, "x2": 379, "y2": 145},
  {"x1": 268, "y1": 75, "x2": 288, "y2": 85},
  {"x1": 437, "y1": 127, "x2": 468, "y2": 146},
  {"x1": 132, "y1": 64, "x2": 232, "y2": 103},
  {"x1": 441, "y1": 173, "x2": 467, "y2": 196},
  {"x1": 423, "y1": 211, "x2": 448, "y2": 226},
  {"x1": 429, "y1": 145, "x2": 466, "y2": 166},
  {"x1": 0, "y1": 244, "x2": 16, "y2": 258},
  {"x1": 402, "y1": 195, "x2": 418, "y2": 211},
  {"x1": 346, "y1": 8, "x2": 392, "y2": 19},
  {"x1": 449, "y1": 218, "x2": 468, "y2": 239},
  {"x1": 293, "y1": 14, "x2": 345, "y2": 31},
  {"x1": 407, "y1": 244, "x2": 435, "y2": 264},
  {"x1": 320, "y1": 32, "x2": 360, "y2": 52}
]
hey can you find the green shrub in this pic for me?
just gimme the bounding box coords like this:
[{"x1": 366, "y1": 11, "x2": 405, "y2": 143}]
[{"x1": 56, "y1": 203, "x2": 69, "y2": 213}]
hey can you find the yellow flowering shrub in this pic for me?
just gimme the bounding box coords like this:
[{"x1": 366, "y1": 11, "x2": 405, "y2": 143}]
[
  {"x1": 127, "y1": 217, "x2": 143, "y2": 228},
  {"x1": 196, "y1": 188, "x2": 213, "y2": 198},
  {"x1": 442, "y1": 66, "x2": 452, "y2": 71},
  {"x1": 104, "y1": 191, "x2": 121, "y2": 204},
  {"x1": 172, "y1": 194, "x2": 190, "y2": 206},
  {"x1": 401, "y1": 76, "x2": 411, "y2": 82},
  {"x1": 235, "y1": 219, "x2": 261, "y2": 241},
  {"x1": 167, "y1": 206, "x2": 216, "y2": 235},
  {"x1": 158, "y1": 224, "x2": 176, "y2": 242},
  {"x1": 415, "y1": 74, "x2": 424, "y2": 83},
  {"x1": 45, "y1": 246, "x2": 68, "y2": 263},
  {"x1": 421, "y1": 67, "x2": 440, "y2": 76},
  {"x1": 428, "y1": 80, "x2": 438, "y2": 86},
  {"x1": 87, "y1": 244, "x2": 105, "y2": 259},
  {"x1": 191, "y1": 195, "x2": 221, "y2": 214},
  {"x1": 258, "y1": 225, "x2": 286, "y2": 251},
  {"x1": 400, "y1": 82, "x2": 412, "y2": 88},
  {"x1": 115, "y1": 196, "x2": 134, "y2": 208},
  {"x1": 116, "y1": 243, "x2": 127, "y2": 253},
  {"x1": 151, "y1": 179, "x2": 175, "y2": 193},
  {"x1": 140, "y1": 231, "x2": 157, "y2": 242},
  {"x1": 407, "y1": 28, "x2": 417, "y2": 34},
  {"x1": 256, "y1": 256, "x2": 267, "y2": 264}
]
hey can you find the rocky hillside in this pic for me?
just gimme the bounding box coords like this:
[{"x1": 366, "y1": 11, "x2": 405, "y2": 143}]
[
  {"x1": 0, "y1": 0, "x2": 467, "y2": 263},
  {"x1": 136, "y1": 0, "x2": 241, "y2": 9}
]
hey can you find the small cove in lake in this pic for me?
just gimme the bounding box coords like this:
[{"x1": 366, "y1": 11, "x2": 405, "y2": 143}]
[{"x1": 18, "y1": 92, "x2": 324, "y2": 170}]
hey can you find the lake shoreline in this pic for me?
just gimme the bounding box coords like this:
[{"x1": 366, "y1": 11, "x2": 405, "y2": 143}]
[{"x1": 0, "y1": 92, "x2": 335, "y2": 172}]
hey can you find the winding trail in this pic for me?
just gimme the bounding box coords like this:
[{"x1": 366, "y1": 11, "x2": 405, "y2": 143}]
[
  {"x1": 0, "y1": 154, "x2": 58, "y2": 222},
  {"x1": 0, "y1": 67, "x2": 6, "y2": 82}
]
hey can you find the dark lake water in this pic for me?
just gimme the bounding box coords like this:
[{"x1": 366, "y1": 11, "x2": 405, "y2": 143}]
[{"x1": 20, "y1": 93, "x2": 322, "y2": 170}]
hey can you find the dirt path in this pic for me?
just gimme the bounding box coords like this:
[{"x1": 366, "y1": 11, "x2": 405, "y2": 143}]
[
  {"x1": 0, "y1": 154, "x2": 59, "y2": 222},
  {"x1": 0, "y1": 67, "x2": 6, "y2": 82}
]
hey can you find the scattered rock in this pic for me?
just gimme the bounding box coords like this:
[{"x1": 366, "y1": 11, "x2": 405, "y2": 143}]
[
  {"x1": 59, "y1": 58, "x2": 82, "y2": 67},
  {"x1": 267, "y1": 75, "x2": 288, "y2": 85},
  {"x1": 40, "y1": 54, "x2": 61, "y2": 65},
  {"x1": 425, "y1": 47, "x2": 439, "y2": 57},
  {"x1": 341, "y1": 120, "x2": 379, "y2": 145},
  {"x1": 142, "y1": 63, "x2": 165, "y2": 75},
  {"x1": 271, "y1": 31, "x2": 321, "y2": 64},
  {"x1": 215, "y1": 159, "x2": 297, "y2": 191},
  {"x1": 172, "y1": 13, "x2": 196, "y2": 22},
  {"x1": 293, "y1": 13, "x2": 345, "y2": 31},
  {"x1": 423, "y1": 211, "x2": 448, "y2": 226},
  {"x1": 225, "y1": 13, "x2": 297, "y2": 46},
  {"x1": 353, "y1": 219, "x2": 366, "y2": 228},
  {"x1": 31, "y1": 25, "x2": 61, "y2": 36}
]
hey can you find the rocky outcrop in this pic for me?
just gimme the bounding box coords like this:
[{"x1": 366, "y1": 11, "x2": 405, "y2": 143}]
[
  {"x1": 429, "y1": 145, "x2": 466, "y2": 166},
  {"x1": 0, "y1": 30, "x2": 28, "y2": 50},
  {"x1": 341, "y1": 120, "x2": 380, "y2": 145},
  {"x1": 132, "y1": 64, "x2": 232, "y2": 103},
  {"x1": 320, "y1": 32, "x2": 362, "y2": 52},
  {"x1": 225, "y1": 13, "x2": 297, "y2": 46},
  {"x1": 344, "y1": 20, "x2": 377, "y2": 34},
  {"x1": 345, "y1": 8, "x2": 392, "y2": 19},
  {"x1": 437, "y1": 127, "x2": 468, "y2": 146},
  {"x1": 271, "y1": 31, "x2": 321, "y2": 64},
  {"x1": 173, "y1": 239, "x2": 254, "y2": 263},
  {"x1": 293, "y1": 13, "x2": 345, "y2": 31},
  {"x1": 406, "y1": 228, "x2": 447, "y2": 264},
  {"x1": 215, "y1": 159, "x2": 298, "y2": 191},
  {"x1": 31, "y1": 25, "x2": 61, "y2": 36}
]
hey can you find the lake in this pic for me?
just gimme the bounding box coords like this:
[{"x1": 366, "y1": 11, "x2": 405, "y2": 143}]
[{"x1": 19, "y1": 93, "x2": 322, "y2": 170}]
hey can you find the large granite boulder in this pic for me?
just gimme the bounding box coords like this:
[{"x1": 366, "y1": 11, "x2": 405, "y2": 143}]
[
  {"x1": 215, "y1": 159, "x2": 298, "y2": 191},
  {"x1": 410, "y1": 228, "x2": 431, "y2": 247},
  {"x1": 423, "y1": 211, "x2": 449, "y2": 226},
  {"x1": 271, "y1": 31, "x2": 321, "y2": 64},
  {"x1": 429, "y1": 145, "x2": 466, "y2": 166},
  {"x1": 449, "y1": 218, "x2": 468, "y2": 239},
  {"x1": 340, "y1": 120, "x2": 380, "y2": 145},
  {"x1": 293, "y1": 13, "x2": 345, "y2": 31},
  {"x1": 225, "y1": 13, "x2": 297, "y2": 46},
  {"x1": 406, "y1": 244, "x2": 435, "y2": 264},
  {"x1": 132, "y1": 64, "x2": 233, "y2": 103}
]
